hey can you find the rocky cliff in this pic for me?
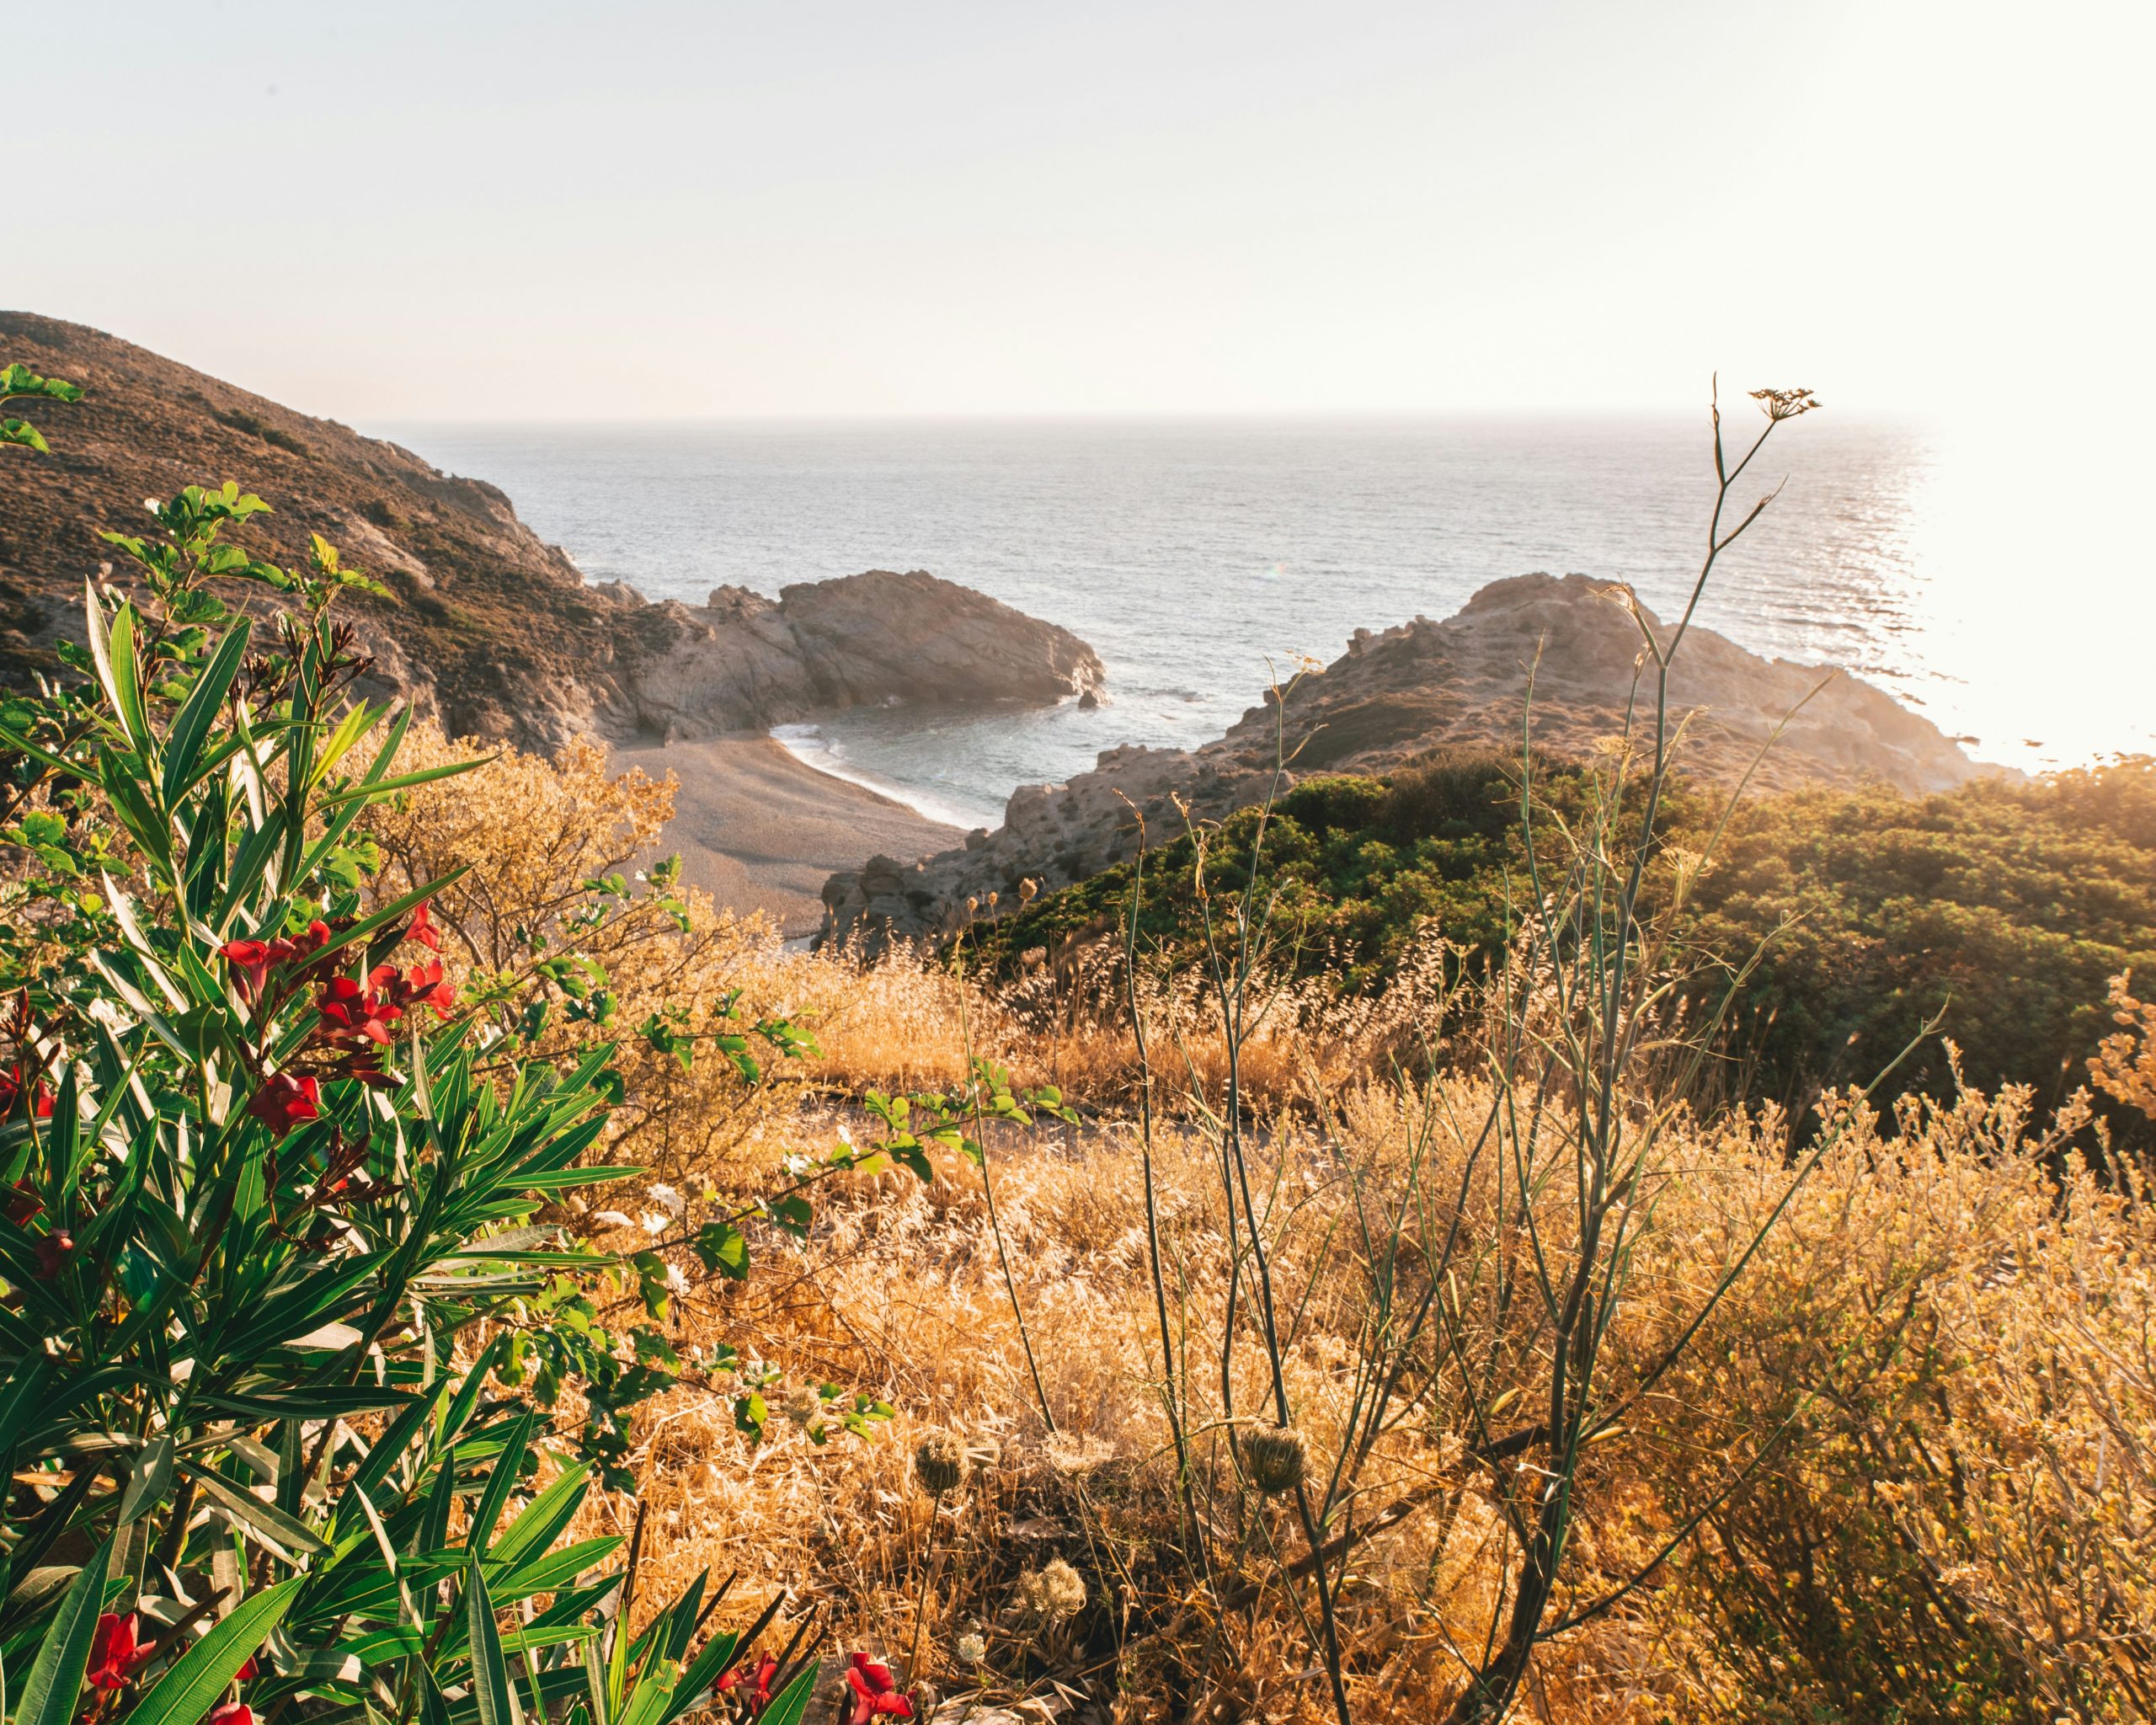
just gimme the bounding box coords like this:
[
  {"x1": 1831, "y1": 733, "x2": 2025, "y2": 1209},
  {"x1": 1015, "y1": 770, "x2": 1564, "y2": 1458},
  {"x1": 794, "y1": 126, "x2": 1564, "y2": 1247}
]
[
  {"x1": 819, "y1": 572, "x2": 1991, "y2": 948},
  {"x1": 0, "y1": 313, "x2": 1102, "y2": 750}
]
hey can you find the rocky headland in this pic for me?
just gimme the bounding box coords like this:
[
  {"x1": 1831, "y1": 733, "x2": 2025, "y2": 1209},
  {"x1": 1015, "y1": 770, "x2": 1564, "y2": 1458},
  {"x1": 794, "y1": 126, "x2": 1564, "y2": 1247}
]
[
  {"x1": 819, "y1": 572, "x2": 1991, "y2": 949},
  {"x1": 0, "y1": 313, "x2": 1102, "y2": 750}
]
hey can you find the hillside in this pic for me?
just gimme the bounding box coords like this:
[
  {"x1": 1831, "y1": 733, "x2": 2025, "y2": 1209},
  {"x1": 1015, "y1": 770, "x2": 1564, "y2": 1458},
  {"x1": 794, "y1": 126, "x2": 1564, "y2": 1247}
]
[{"x1": 0, "y1": 312, "x2": 1102, "y2": 751}]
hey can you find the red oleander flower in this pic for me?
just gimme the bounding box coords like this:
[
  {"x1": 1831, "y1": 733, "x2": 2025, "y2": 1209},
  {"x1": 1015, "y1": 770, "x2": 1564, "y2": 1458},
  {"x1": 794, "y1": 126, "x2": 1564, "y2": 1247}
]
[
  {"x1": 372, "y1": 960, "x2": 454, "y2": 1017},
  {"x1": 316, "y1": 975, "x2": 403, "y2": 1047},
  {"x1": 88, "y1": 1612, "x2": 151, "y2": 1690},
  {"x1": 33, "y1": 1230, "x2": 73, "y2": 1279},
  {"x1": 715, "y1": 1652, "x2": 776, "y2": 1713},
  {"x1": 3, "y1": 1178, "x2": 40, "y2": 1226},
  {"x1": 843, "y1": 1653, "x2": 913, "y2": 1723},
  {"x1": 405, "y1": 900, "x2": 441, "y2": 951},
  {"x1": 0, "y1": 1061, "x2": 52, "y2": 1119},
  {"x1": 234, "y1": 1656, "x2": 258, "y2": 1682},
  {"x1": 208, "y1": 1706, "x2": 255, "y2": 1725},
  {"x1": 222, "y1": 921, "x2": 334, "y2": 1002},
  {"x1": 219, "y1": 938, "x2": 280, "y2": 1001},
  {"x1": 246, "y1": 1072, "x2": 321, "y2": 1137}
]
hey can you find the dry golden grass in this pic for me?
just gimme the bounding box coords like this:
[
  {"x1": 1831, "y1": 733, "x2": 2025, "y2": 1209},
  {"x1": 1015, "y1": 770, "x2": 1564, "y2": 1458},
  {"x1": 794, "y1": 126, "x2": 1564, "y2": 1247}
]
[
  {"x1": 551, "y1": 1075, "x2": 2155, "y2": 1722},
  {"x1": 369, "y1": 727, "x2": 2156, "y2": 1723}
]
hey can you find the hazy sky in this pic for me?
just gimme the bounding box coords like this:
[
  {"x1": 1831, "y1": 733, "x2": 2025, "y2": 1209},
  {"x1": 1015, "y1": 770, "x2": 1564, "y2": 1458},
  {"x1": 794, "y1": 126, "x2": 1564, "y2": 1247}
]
[{"x1": 8, "y1": 0, "x2": 2149, "y2": 426}]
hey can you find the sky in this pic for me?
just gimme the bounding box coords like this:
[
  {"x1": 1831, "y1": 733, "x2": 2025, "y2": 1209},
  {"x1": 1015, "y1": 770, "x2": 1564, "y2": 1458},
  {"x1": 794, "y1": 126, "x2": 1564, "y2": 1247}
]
[{"x1": 9, "y1": 0, "x2": 2149, "y2": 429}]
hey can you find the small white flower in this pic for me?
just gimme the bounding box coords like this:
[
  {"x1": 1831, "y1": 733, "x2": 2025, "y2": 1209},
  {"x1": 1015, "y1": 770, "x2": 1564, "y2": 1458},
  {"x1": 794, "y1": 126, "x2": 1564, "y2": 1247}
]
[
  {"x1": 640, "y1": 1211, "x2": 668, "y2": 1236},
  {"x1": 593, "y1": 1210, "x2": 636, "y2": 1229},
  {"x1": 664, "y1": 1263, "x2": 691, "y2": 1296},
  {"x1": 835, "y1": 1122, "x2": 854, "y2": 1147},
  {"x1": 647, "y1": 1183, "x2": 686, "y2": 1217},
  {"x1": 954, "y1": 1631, "x2": 986, "y2": 1667}
]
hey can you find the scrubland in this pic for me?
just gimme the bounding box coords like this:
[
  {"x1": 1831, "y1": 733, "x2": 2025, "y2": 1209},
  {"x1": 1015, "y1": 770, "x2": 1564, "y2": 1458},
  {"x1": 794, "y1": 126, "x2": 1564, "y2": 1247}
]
[{"x1": 366, "y1": 724, "x2": 2156, "y2": 1724}]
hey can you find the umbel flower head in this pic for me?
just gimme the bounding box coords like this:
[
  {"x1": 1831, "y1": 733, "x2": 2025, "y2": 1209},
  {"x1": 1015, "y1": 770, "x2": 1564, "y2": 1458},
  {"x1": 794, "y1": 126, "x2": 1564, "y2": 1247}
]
[
  {"x1": 1017, "y1": 1557, "x2": 1086, "y2": 1622},
  {"x1": 913, "y1": 1427, "x2": 967, "y2": 1495},
  {"x1": 1241, "y1": 1423, "x2": 1309, "y2": 1497},
  {"x1": 954, "y1": 1629, "x2": 987, "y2": 1668},
  {"x1": 1749, "y1": 385, "x2": 1822, "y2": 422}
]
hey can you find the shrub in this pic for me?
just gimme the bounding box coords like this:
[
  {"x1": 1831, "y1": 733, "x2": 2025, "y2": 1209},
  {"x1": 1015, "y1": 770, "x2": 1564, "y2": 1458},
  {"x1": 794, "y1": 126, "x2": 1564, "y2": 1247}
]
[
  {"x1": 971, "y1": 750, "x2": 2156, "y2": 1124},
  {"x1": 1689, "y1": 762, "x2": 2156, "y2": 1116},
  {"x1": 213, "y1": 403, "x2": 311, "y2": 457}
]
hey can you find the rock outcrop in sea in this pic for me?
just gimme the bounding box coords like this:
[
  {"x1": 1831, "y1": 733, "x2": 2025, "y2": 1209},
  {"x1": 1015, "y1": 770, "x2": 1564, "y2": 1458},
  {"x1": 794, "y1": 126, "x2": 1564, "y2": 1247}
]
[
  {"x1": 819, "y1": 572, "x2": 1991, "y2": 950},
  {"x1": 0, "y1": 313, "x2": 1102, "y2": 749},
  {"x1": 624, "y1": 571, "x2": 1102, "y2": 741}
]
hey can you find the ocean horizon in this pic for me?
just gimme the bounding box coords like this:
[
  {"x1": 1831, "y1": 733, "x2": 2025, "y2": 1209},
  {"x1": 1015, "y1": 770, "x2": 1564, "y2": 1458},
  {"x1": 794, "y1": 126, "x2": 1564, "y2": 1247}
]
[{"x1": 383, "y1": 414, "x2": 2154, "y2": 830}]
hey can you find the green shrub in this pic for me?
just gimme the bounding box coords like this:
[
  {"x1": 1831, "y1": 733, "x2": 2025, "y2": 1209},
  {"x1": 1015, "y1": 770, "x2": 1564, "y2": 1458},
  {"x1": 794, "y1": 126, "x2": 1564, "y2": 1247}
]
[
  {"x1": 213, "y1": 404, "x2": 311, "y2": 457},
  {"x1": 978, "y1": 748, "x2": 2156, "y2": 1116},
  {"x1": 1693, "y1": 762, "x2": 2156, "y2": 1112}
]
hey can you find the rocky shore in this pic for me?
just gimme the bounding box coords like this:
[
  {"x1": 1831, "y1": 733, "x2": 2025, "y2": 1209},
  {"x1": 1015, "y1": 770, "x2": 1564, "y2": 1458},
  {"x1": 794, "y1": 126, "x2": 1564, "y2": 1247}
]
[
  {"x1": 624, "y1": 570, "x2": 1102, "y2": 743},
  {"x1": 819, "y1": 573, "x2": 1991, "y2": 950}
]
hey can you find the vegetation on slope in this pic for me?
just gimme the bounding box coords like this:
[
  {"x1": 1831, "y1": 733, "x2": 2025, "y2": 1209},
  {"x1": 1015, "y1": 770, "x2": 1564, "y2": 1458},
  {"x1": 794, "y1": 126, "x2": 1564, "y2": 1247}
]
[
  {"x1": 967, "y1": 750, "x2": 2156, "y2": 1119},
  {"x1": 0, "y1": 314, "x2": 635, "y2": 745}
]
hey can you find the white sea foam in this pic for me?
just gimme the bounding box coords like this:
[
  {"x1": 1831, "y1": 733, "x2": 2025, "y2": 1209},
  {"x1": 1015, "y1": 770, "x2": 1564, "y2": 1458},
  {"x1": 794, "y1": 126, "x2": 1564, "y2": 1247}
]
[{"x1": 769, "y1": 723, "x2": 990, "y2": 830}]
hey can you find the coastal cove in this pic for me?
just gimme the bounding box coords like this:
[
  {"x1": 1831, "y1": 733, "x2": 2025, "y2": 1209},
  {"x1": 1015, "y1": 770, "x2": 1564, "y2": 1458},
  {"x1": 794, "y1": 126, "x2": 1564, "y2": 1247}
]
[
  {"x1": 385, "y1": 415, "x2": 2156, "y2": 828},
  {"x1": 14, "y1": 6, "x2": 2156, "y2": 1716}
]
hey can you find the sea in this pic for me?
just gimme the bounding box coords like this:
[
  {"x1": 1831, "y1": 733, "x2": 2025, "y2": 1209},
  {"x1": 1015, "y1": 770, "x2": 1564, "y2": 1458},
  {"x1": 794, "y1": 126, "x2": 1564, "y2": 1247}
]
[{"x1": 382, "y1": 417, "x2": 2155, "y2": 831}]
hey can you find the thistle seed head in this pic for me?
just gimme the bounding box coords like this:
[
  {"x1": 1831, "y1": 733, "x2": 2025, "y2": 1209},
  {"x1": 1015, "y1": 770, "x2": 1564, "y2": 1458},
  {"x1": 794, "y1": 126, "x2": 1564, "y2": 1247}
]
[
  {"x1": 1242, "y1": 1423, "x2": 1309, "y2": 1497},
  {"x1": 913, "y1": 1426, "x2": 967, "y2": 1495}
]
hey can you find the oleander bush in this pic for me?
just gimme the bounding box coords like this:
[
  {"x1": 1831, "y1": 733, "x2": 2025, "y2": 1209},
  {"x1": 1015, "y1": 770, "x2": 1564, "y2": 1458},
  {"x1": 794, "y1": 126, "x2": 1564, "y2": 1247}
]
[{"x1": 0, "y1": 366, "x2": 940, "y2": 1725}]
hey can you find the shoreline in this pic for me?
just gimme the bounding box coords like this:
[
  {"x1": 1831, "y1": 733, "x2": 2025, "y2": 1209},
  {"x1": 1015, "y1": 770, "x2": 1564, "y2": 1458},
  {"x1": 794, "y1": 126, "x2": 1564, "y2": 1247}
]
[
  {"x1": 767, "y1": 722, "x2": 998, "y2": 831},
  {"x1": 615, "y1": 733, "x2": 963, "y2": 939}
]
